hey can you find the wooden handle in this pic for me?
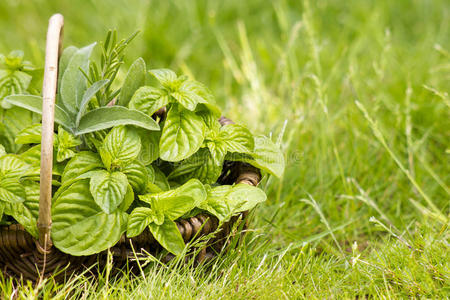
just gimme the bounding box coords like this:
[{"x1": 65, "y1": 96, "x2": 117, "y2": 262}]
[{"x1": 37, "y1": 14, "x2": 64, "y2": 250}]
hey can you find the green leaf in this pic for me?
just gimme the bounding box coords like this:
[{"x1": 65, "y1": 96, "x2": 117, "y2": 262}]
[
  {"x1": 160, "y1": 104, "x2": 205, "y2": 162},
  {"x1": 4, "y1": 95, "x2": 74, "y2": 130},
  {"x1": 90, "y1": 170, "x2": 128, "y2": 214},
  {"x1": 0, "y1": 145, "x2": 5, "y2": 157},
  {"x1": 149, "y1": 69, "x2": 178, "y2": 88},
  {"x1": 15, "y1": 123, "x2": 42, "y2": 144},
  {"x1": 218, "y1": 124, "x2": 254, "y2": 154},
  {"x1": 76, "y1": 79, "x2": 110, "y2": 126},
  {"x1": 52, "y1": 179, "x2": 128, "y2": 256},
  {"x1": 122, "y1": 160, "x2": 148, "y2": 193},
  {"x1": 60, "y1": 43, "x2": 96, "y2": 116},
  {"x1": 136, "y1": 128, "x2": 160, "y2": 165},
  {"x1": 206, "y1": 140, "x2": 228, "y2": 166},
  {"x1": 0, "y1": 177, "x2": 26, "y2": 203},
  {"x1": 119, "y1": 58, "x2": 146, "y2": 107},
  {"x1": 148, "y1": 219, "x2": 185, "y2": 255},
  {"x1": 168, "y1": 148, "x2": 222, "y2": 184},
  {"x1": 170, "y1": 80, "x2": 207, "y2": 111},
  {"x1": 56, "y1": 126, "x2": 82, "y2": 162},
  {"x1": 76, "y1": 106, "x2": 160, "y2": 135},
  {"x1": 57, "y1": 46, "x2": 78, "y2": 92},
  {"x1": 126, "y1": 207, "x2": 154, "y2": 237},
  {"x1": 129, "y1": 86, "x2": 170, "y2": 116},
  {"x1": 61, "y1": 151, "x2": 103, "y2": 184},
  {"x1": 118, "y1": 184, "x2": 134, "y2": 212},
  {"x1": 101, "y1": 126, "x2": 141, "y2": 170},
  {"x1": 226, "y1": 135, "x2": 285, "y2": 178},
  {"x1": 200, "y1": 184, "x2": 267, "y2": 222},
  {"x1": 140, "y1": 179, "x2": 206, "y2": 221},
  {"x1": 4, "y1": 181, "x2": 40, "y2": 237},
  {"x1": 147, "y1": 166, "x2": 170, "y2": 193},
  {"x1": 0, "y1": 106, "x2": 36, "y2": 153},
  {"x1": 0, "y1": 155, "x2": 29, "y2": 178}
]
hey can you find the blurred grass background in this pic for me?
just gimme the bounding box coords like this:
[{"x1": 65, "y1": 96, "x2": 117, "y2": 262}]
[{"x1": 0, "y1": 0, "x2": 449, "y2": 298}]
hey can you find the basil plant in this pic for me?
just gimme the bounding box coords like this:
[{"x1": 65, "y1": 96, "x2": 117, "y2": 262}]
[{"x1": 0, "y1": 33, "x2": 284, "y2": 256}]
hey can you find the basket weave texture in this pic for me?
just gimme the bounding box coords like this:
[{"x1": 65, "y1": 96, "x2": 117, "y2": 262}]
[{"x1": 0, "y1": 14, "x2": 260, "y2": 282}]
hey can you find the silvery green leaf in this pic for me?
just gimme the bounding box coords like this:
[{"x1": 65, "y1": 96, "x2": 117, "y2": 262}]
[
  {"x1": 57, "y1": 46, "x2": 78, "y2": 93},
  {"x1": 168, "y1": 148, "x2": 222, "y2": 184},
  {"x1": 139, "y1": 178, "x2": 206, "y2": 221},
  {"x1": 15, "y1": 123, "x2": 42, "y2": 144},
  {"x1": 122, "y1": 160, "x2": 148, "y2": 193},
  {"x1": 148, "y1": 219, "x2": 185, "y2": 255},
  {"x1": 61, "y1": 151, "x2": 103, "y2": 184},
  {"x1": 60, "y1": 43, "x2": 96, "y2": 116},
  {"x1": 76, "y1": 79, "x2": 110, "y2": 126},
  {"x1": 200, "y1": 184, "x2": 267, "y2": 222},
  {"x1": 119, "y1": 58, "x2": 146, "y2": 107},
  {"x1": 90, "y1": 170, "x2": 128, "y2": 214},
  {"x1": 126, "y1": 207, "x2": 154, "y2": 237},
  {"x1": 101, "y1": 126, "x2": 141, "y2": 170},
  {"x1": 129, "y1": 86, "x2": 170, "y2": 116},
  {"x1": 52, "y1": 179, "x2": 128, "y2": 256},
  {"x1": 76, "y1": 106, "x2": 160, "y2": 135},
  {"x1": 226, "y1": 135, "x2": 285, "y2": 178},
  {"x1": 160, "y1": 104, "x2": 205, "y2": 162},
  {"x1": 4, "y1": 95, "x2": 74, "y2": 131}
]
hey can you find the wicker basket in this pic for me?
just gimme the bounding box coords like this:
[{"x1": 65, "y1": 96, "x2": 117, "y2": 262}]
[{"x1": 0, "y1": 14, "x2": 260, "y2": 282}]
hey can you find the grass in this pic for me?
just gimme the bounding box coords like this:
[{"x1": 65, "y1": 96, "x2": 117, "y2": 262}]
[{"x1": 0, "y1": 0, "x2": 449, "y2": 298}]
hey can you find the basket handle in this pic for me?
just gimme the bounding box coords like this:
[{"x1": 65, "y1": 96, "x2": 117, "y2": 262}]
[{"x1": 37, "y1": 14, "x2": 64, "y2": 250}]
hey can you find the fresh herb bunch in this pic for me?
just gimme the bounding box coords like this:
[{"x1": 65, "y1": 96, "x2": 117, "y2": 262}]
[{"x1": 0, "y1": 33, "x2": 284, "y2": 256}]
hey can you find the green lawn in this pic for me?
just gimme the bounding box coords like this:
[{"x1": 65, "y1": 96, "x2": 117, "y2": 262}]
[{"x1": 1, "y1": 0, "x2": 449, "y2": 298}]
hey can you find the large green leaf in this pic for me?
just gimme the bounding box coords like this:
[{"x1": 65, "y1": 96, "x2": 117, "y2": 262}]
[
  {"x1": 122, "y1": 160, "x2": 148, "y2": 193},
  {"x1": 168, "y1": 148, "x2": 222, "y2": 184},
  {"x1": 160, "y1": 104, "x2": 206, "y2": 162},
  {"x1": 76, "y1": 79, "x2": 110, "y2": 126},
  {"x1": 129, "y1": 86, "x2": 170, "y2": 116},
  {"x1": 101, "y1": 126, "x2": 141, "y2": 170},
  {"x1": 4, "y1": 181, "x2": 40, "y2": 237},
  {"x1": 52, "y1": 179, "x2": 128, "y2": 256},
  {"x1": 170, "y1": 80, "x2": 208, "y2": 111},
  {"x1": 136, "y1": 128, "x2": 160, "y2": 165},
  {"x1": 0, "y1": 177, "x2": 26, "y2": 203},
  {"x1": 57, "y1": 46, "x2": 78, "y2": 93},
  {"x1": 218, "y1": 124, "x2": 254, "y2": 154},
  {"x1": 60, "y1": 43, "x2": 96, "y2": 116},
  {"x1": 0, "y1": 154, "x2": 29, "y2": 178},
  {"x1": 61, "y1": 151, "x2": 103, "y2": 183},
  {"x1": 226, "y1": 135, "x2": 285, "y2": 178},
  {"x1": 149, "y1": 69, "x2": 178, "y2": 88},
  {"x1": 126, "y1": 207, "x2": 154, "y2": 237},
  {"x1": 119, "y1": 58, "x2": 146, "y2": 107},
  {"x1": 15, "y1": 123, "x2": 42, "y2": 144},
  {"x1": 4, "y1": 95, "x2": 74, "y2": 130},
  {"x1": 89, "y1": 170, "x2": 128, "y2": 214},
  {"x1": 76, "y1": 106, "x2": 160, "y2": 135},
  {"x1": 148, "y1": 219, "x2": 185, "y2": 255},
  {"x1": 0, "y1": 106, "x2": 36, "y2": 153},
  {"x1": 200, "y1": 184, "x2": 267, "y2": 222},
  {"x1": 139, "y1": 179, "x2": 206, "y2": 221}
]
